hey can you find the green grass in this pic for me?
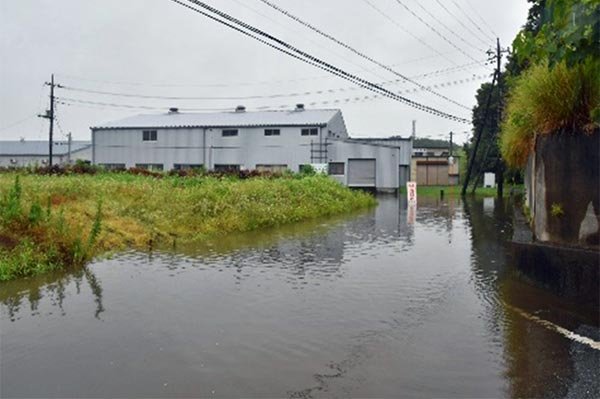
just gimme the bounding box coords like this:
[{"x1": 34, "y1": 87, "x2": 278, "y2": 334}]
[
  {"x1": 500, "y1": 58, "x2": 599, "y2": 168},
  {"x1": 0, "y1": 173, "x2": 376, "y2": 281},
  {"x1": 406, "y1": 185, "x2": 521, "y2": 197}
]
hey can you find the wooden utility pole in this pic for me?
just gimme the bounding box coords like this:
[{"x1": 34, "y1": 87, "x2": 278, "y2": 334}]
[
  {"x1": 495, "y1": 38, "x2": 505, "y2": 198},
  {"x1": 462, "y1": 38, "x2": 509, "y2": 196},
  {"x1": 461, "y1": 69, "x2": 497, "y2": 196},
  {"x1": 38, "y1": 74, "x2": 60, "y2": 167},
  {"x1": 449, "y1": 131, "x2": 453, "y2": 156}
]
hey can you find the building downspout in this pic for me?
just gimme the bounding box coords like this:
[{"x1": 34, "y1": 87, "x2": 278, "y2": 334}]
[
  {"x1": 91, "y1": 128, "x2": 95, "y2": 165},
  {"x1": 203, "y1": 128, "x2": 207, "y2": 169}
]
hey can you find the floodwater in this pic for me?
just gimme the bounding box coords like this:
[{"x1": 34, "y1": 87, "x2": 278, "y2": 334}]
[{"x1": 1, "y1": 196, "x2": 598, "y2": 398}]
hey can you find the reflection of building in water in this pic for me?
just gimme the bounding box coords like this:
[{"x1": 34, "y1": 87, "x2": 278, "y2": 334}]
[{"x1": 221, "y1": 196, "x2": 416, "y2": 284}]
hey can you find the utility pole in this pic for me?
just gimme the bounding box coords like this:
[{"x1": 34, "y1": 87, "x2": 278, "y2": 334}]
[
  {"x1": 38, "y1": 74, "x2": 60, "y2": 167},
  {"x1": 461, "y1": 38, "x2": 509, "y2": 196},
  {"x1": 495, "y1": 38, "x2": 505, "y2": 198},
  {"x1": 67, "y1": 132, "x2": 72, "y2": 164},
  {"x1": 449, "y1": 131, "x2": 453, "y2": 156},
  {"x1": 461, "y1": 69, "x2": 497, "y2": 196}
]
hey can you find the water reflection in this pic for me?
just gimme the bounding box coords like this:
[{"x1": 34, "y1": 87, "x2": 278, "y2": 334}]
[
  {"x1": 1, "y1": 195, "x2": 598, "y2": 398},
  {"x1": 0, "y1": 265, "x2": 104, "y2": 322}
]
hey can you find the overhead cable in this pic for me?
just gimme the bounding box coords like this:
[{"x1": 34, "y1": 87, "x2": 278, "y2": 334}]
[
  {"x1": 392, "y1": 0, "x2": 481, "y2": 63},
  {"x1": 410, "y1": 0, "x2": 486, "y2": 53},
  {"x1": 359, "y1": 0, "x2": 459, "y2": 66},
  {"x1": 57, "y1": 73, "x2": 488, "y2": 115},
  {"x1": 255, "y1": 0, "x2": 470, "y2": 110},
  {"x1": 432, "y1": 0, "x2": 492, "y2": 47},
  {"x1": 452, "y1": 0, "x2": 498, "y2": 40},
  {"x1": 168, "y1": 0, "x2": 471, "y2": 123},
  {"x1": 59, "y1": 62, "x2": 489, "y2": 102}
]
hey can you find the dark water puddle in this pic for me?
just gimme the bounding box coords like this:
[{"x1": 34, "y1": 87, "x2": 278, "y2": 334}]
[{"x1": 1, "y1": 196, "x2": 598, "y2": 398}]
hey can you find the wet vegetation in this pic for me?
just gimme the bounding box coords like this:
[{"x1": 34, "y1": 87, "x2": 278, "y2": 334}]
[
  {"x1": 0, "y1": 171, "x2": 376, "y2": 281},
  {"x1": 500, "y1": 0, "x2": 600, "y2": 168}
]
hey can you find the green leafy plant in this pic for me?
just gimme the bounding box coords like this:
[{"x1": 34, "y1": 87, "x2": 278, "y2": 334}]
[
  {"x1": 550, "y1": 202, "x2": 565, "y2": 217},
  {"x1": 513, "y1": 0, "x2": 600, "y2": 67}
]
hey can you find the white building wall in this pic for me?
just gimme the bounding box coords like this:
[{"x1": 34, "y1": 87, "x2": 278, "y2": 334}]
[
  {"x1": 93, "y1": 124, "x2": 335, "y2": 171},
  {"x1": 0, "y1": 147, "x2": 92, "y2": 167},
  {"x1": 328, "y1": 140, "x2": 402, "y2": 190}
]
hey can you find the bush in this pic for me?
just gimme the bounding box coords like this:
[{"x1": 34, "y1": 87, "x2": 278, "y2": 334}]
[{"x1": 500, "y1": 58, "x2": 600, "y2": 167}]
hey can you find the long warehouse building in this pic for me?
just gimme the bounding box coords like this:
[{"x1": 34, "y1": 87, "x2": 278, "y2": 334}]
[{"x1": 91, "y1": 105, "x2": 412, "y2": 192}]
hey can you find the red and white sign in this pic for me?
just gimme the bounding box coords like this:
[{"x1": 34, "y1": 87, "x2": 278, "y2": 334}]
[{"x1": 406, "y1": 182, "x2": 417, "y2": 205}]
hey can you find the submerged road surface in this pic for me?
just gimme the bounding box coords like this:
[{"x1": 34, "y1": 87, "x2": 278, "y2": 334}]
[{"x1": 1, "y1": 196, "x2": 598, "y2": 398}]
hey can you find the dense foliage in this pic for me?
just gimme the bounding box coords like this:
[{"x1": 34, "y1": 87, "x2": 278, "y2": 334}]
[
  {"x1": 512, "y1": 0, "x2": 599, "y2": 67},
  {"x1": 498, "y1": 0, "x2": 599, "y2": 168},
  {"x1": 501, "y1": 58, "x2": 599, "y2": 167},
  {"x1": 0, "y1": 173, "x2": 375, "y2": 281}
]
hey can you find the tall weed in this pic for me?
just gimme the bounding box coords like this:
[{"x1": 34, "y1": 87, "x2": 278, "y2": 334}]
[{"x1": 500, "y1": 58, "x2": 600, "y2": 167}]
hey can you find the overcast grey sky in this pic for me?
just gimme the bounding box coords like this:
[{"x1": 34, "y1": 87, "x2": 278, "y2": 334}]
[{"x1": 0, "y1": 0, "x2": 529, "y2": 143}]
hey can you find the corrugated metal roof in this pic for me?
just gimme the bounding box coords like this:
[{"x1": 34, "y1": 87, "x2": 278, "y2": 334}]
[
  {"x1": 0, "y1": 141, "x2": 91, "y2": 156},
  {"x1": 93, "y1": 109, "x2": 341, "y2": 130}
]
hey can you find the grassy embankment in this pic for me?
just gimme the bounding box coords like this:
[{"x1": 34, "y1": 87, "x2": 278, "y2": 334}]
[
  {"x1": 400, "y1": 185, "x2": 522, "y2": 197},
  {"x1": 0, "y1": 173, "x2": 376, "y2": 281},
  {"x1": 416, "y1": 185, "x2": 521, "y2": 197}
]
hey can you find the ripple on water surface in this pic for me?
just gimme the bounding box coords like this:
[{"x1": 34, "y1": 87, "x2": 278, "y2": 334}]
[{"x1": 1, "y1": 196, "x2": 598, "y2": 398}]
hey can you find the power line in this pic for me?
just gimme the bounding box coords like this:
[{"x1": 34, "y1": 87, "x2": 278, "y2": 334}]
[
  {"x1": 168, "y1": 0, "x2": 470, "y2": 123},
  {"x1": 359, "y1": 0, "x2": 458, "y2": 66},
  {"x1": 255, "y1": 0, "x2": 470, "y2": 110},
  {"x1": 0, "y1": 115, "x2": 38, "y2": 132},
  {"x1": 451, "y1": 0, "x2": 497, "y2": 41},
  {"x1": 57, "y1": 73, "x2": 487, "y2": 114},
  {"x1": 224, "y1": 0, "x2": 389, "y2": 81},
  {"x1": 432, "y1": 0, "x2": 493, "y2": 48},
  {"x1": 59, "y1": 61, "x2": 489, "y2": 102},
  {"x1": 54, "y1": 52, "x2": 467, "y2": 89},
  {"x1": 56, "y1": 98, "x2": 232, "y2": 112},
  {"x1": 392, "y1": 0, "x2": 480, "y2": 63},
  {"x1": 410, "y1": 0, "x2": 486, "y2": 53}
]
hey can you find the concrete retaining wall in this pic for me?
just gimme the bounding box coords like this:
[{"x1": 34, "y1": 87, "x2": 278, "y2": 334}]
[{"x1": 530, "y1": 130, "x2": 599, "y2": 248}]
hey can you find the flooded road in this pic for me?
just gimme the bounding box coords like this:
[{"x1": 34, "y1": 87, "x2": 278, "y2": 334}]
[{"x1": 1, "y1": 196, "x2": 598, "y2": 398}]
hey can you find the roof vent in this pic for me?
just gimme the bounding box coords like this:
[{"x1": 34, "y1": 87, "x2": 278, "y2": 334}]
[
  {"x1": 235, "y1": 105, "x2": 246, "y2": 113},
  {"x1": 169, "y1": 107, "x2": 179, "y2": 114},
  {"x1": 295, "y1": 103, "x2": 305, "y2": 111}
]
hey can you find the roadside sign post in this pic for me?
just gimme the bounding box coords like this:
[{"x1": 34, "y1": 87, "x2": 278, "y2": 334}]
[
  {"x1": 406, "y1": 181, "x2": 417, "y2": 224},
  {"x1": 406, "y1": 182, "x2": 417, "y2": 205}
]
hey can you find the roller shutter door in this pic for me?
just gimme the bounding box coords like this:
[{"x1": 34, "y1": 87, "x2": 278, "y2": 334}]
[{"x1": 348, "y1": 159, "x2": 376, "y2": 187}]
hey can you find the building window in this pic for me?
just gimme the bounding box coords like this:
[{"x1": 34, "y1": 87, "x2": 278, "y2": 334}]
[
  {"x1": 101, "y1": 163, "x2": 126, "y2": 171},
  {"x1": 174, "y1": 164, "x2": 204, "y2": 171},
  {"x1": 256, "y1": 164, "x2": 288, "y2": 173},
  {"x1": 135, "y1": 163, "x2": 163, "y2": 171},
  {"x1": 214, "y1": 164, "x2": 240, "y2": 172},
  {"x1": 328, "y1": 162, "x2": 345, "y2": 175},
  {"x1": 222, "y1": 129, "x2": 239, "y2": 137},
  {"x1": 142, "y1": 130, "x2": 157, "y2": 141},
  {"x1": 301, "y1": 128, "x2": 318, "y2": 136},
  {"x1": 264, "y1": 129, "x2": 281, "y2": 136}
]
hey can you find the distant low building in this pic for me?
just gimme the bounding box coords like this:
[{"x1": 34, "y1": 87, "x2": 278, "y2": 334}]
[
  {"x1": 0, "y1": 139, "x2": 92, "y2": 167},
  {"x1": 91, "y1": 106, "x2": 413, "y2": 192},
  {"x1": 411, "y1": 144, "x2": 459, "y2": 186}
]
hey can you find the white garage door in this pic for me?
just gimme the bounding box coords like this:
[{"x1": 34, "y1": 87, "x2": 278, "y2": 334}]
[{"x1": 348, "y1": 159, "x2": 376, "y2": 187}]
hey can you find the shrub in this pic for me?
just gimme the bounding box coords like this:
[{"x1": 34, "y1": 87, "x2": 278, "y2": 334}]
[{"x1": 500, "y1": 58, "x2": 600, "y2": 167}]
